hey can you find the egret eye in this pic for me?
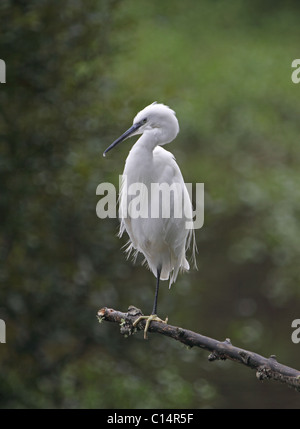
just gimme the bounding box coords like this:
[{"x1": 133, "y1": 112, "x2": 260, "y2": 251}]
[{"x1": 142, "y1": 118, "x2": 147, "y2": 124}]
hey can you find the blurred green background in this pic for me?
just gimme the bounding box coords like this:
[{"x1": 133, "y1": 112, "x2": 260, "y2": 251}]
[{"x1": 1, "y1": 0, "x2": 300, "y2": 409}]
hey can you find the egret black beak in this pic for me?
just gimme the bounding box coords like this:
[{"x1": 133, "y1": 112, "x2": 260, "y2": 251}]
[{"x1": 103, "y1": 122, "x2": 143, "y2": 157}]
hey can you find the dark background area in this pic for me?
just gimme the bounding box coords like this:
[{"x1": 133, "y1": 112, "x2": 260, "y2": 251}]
[{"x1": 0, "y1": 0, "x2": 300, "y2": 408}]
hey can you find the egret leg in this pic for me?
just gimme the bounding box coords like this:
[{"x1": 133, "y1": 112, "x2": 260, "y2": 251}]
[
  {"x1": 133, "y1": 267, "x2": 168, "y2": 339},
  {"x1": 152, "y1": 266, "x2": 161, "y2": 315}
]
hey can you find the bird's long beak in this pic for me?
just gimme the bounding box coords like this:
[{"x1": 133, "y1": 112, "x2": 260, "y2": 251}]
[{"x1": 103, "y1": 122, "x2": 143, "y2": 157}]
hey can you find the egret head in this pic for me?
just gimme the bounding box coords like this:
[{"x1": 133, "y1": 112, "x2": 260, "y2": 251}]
[{"x1": 103, "y1": 102, "x2": 179, "y2": 156}]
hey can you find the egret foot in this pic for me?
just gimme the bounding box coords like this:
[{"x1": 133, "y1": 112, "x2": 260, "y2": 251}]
[{"x1": 133, "y1": 314, "x2": 168, "y2": 339}]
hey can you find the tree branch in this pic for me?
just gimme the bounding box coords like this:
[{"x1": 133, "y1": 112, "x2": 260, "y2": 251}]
[{"x1": 97, "y1": 305, "x2": 300, "y2": 392}]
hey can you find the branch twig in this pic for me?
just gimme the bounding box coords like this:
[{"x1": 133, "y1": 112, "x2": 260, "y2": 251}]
[{"x1": 97, "y1": 305, "x2": 300, "y2": 392}]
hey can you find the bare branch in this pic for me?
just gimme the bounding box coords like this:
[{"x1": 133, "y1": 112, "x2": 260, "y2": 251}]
[{"x1": 97, "y1": 305, "x2": 300, "y2": 392}]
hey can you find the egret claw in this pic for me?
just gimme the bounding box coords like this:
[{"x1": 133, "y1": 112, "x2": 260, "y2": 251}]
[{"x1": 133, "y1": 314, "x2": 168, "y2": 339}]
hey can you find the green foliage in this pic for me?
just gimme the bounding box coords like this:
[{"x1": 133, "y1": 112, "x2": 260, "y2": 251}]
[{"x1": 1, "y1": 0, "x2": 300, "y2": 409}]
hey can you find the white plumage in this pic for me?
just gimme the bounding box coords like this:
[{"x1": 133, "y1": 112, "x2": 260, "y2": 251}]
[{"x1": 104, "y1": 102, "x2": 196, "y2": 337}]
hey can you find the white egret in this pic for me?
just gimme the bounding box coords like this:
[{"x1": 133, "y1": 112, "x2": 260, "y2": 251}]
[{"x1": 103, "y1": 102, "x2": 196, "y2": 338}]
